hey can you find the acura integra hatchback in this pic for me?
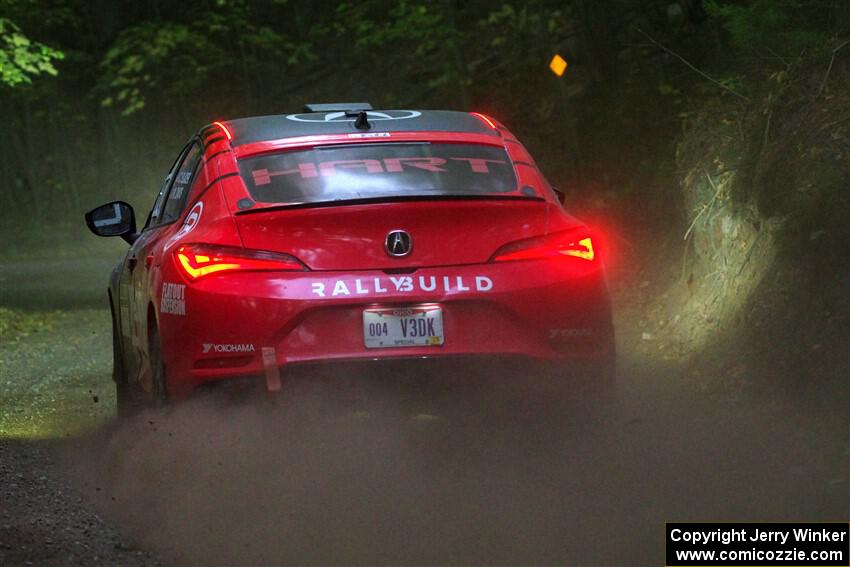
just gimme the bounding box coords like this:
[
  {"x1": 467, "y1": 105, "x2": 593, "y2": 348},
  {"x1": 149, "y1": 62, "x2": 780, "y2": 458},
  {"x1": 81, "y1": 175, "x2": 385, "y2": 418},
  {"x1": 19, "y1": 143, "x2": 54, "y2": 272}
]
[{"x1": 85, "y1": 103, "x2": 614, "y2": 411}]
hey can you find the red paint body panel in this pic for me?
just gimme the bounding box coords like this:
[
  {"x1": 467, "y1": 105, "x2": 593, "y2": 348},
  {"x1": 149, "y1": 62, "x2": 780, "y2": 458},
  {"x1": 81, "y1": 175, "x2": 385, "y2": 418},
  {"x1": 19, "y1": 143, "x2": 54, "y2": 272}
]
[{"x1": 234, "y1": 200, "x2": 579, "y2": 271}]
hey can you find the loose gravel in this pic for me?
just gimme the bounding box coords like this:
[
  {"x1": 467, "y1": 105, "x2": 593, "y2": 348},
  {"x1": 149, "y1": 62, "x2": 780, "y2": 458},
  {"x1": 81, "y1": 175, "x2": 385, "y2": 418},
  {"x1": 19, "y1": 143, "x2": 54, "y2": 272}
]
[{"x1": 0, "y1": 439, "x2": 163, "y2": 566}]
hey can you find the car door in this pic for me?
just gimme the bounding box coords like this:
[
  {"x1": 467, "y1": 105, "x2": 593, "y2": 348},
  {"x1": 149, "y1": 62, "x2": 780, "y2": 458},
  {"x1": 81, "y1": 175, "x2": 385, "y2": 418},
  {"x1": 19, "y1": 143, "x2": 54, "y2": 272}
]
[{"x1": 124, "y1": 140, "x2": 201, "y2": 388}]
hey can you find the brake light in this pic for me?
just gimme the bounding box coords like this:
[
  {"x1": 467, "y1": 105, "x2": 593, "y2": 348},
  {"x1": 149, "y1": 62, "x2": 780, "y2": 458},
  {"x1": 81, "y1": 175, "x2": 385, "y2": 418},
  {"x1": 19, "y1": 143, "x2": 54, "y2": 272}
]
[
  {"x1": 175, "y1": 244, "x2": 305, "y2": 280},
  {"x1": 491, "y1": 231, "x2": 596, "y2": 262}
]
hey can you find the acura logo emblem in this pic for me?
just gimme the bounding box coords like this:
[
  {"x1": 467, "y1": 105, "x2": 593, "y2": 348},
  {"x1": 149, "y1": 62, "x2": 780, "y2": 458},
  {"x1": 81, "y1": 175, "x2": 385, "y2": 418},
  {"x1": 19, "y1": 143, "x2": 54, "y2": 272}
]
[{"x1": 385, "y1": 230, "x2": 412, "y2": 257}]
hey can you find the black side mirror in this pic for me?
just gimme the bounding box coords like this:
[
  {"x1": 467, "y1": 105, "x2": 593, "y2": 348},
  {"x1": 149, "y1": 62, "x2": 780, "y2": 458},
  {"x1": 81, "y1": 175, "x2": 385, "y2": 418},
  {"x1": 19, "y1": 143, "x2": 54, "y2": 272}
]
[
  {"x1": 85, "y1": 201, "x2": 137, "y2": 244},
  {"x1": 551, "y1": 186, "x2": 566, "y2": 205}
]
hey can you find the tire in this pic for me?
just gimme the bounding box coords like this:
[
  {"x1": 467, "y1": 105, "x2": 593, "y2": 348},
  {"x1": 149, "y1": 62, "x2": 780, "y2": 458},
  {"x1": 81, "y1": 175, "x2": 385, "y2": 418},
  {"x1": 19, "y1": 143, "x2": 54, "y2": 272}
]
[
  {"x1": 111, "y1": 307, "x2": 140, "y2": 418},
  {"x1": 115, "y1": 380, "x2": 140, "y2": 418},
  {"x1": 147, "y1": 324, "x2": 168, "y2": 405}
]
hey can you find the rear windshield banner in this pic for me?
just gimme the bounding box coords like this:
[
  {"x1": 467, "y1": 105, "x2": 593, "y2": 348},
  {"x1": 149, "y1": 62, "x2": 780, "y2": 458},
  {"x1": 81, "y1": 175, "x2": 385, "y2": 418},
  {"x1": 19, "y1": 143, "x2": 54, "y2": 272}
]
[{"x1": 238, "y1": 143, "x2": 518, "y2": 205}]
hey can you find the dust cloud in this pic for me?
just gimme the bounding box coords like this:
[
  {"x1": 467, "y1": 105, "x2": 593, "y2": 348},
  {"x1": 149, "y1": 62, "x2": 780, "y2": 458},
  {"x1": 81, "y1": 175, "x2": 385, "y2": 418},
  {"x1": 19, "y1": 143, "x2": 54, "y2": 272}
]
[{"x1": 58, "y1": 358, "x2": 848, "y2": 566}]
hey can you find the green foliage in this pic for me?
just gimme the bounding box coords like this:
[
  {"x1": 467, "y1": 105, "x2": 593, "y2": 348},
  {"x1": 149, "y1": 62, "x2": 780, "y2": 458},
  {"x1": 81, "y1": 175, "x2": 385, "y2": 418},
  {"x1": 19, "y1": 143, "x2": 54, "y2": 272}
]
[
  {"x1": 338, "y1": 1, "x2": 447, "y2": 53},
  {"x1": 475, "y1": 3, "x2": 562, "y2": 78},
  {"x1": 329, "y1": 1, "x2": 459, "y2": 101},
  {"x1": 0, "y1": 18, "x2": 64, "y2": 87},
  {"x1": 99, "y1": 2, "x2": 314, "y2": 115},
  {"x1": 100, "y1": 22, "x2": 210, "y2": 115},
  {"x1": 705, "y1": 0, "x2": 827, "y2": 53},
  {"x1": 327, "y1": 0, "x2": 568, "y2": 108}
]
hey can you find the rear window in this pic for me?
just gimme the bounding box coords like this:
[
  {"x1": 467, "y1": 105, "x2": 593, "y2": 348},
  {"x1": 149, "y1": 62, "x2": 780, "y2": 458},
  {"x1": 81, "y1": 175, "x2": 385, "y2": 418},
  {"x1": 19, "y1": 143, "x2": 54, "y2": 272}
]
[{"x1": 238, "y1": 143, "x2": 517, "y2": 205}]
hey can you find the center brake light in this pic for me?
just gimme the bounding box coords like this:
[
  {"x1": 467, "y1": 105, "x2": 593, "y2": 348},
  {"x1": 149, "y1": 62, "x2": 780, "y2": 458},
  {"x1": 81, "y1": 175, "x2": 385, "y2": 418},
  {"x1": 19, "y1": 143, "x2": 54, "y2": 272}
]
[
  {"x1": 491, "y1": 230, "x2": 596, "y2": 263},
  {"x1": 175, "y1": 244, "x2": 306, "y2": 280}
]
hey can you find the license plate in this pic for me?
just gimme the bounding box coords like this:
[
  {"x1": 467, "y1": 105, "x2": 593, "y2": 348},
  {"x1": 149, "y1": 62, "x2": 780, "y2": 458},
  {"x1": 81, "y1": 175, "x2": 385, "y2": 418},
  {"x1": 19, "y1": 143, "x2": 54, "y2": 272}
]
[{"x1": 363, "y1": 306, "x2": 444, "y2": 348}]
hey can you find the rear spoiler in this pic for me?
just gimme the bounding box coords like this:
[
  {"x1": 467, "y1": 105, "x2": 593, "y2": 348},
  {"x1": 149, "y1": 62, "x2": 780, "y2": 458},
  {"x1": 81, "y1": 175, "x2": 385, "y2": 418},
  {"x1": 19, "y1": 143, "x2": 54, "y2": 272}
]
[{"x1": 235, "y1": 194, "x2": 546, "y2": 215}]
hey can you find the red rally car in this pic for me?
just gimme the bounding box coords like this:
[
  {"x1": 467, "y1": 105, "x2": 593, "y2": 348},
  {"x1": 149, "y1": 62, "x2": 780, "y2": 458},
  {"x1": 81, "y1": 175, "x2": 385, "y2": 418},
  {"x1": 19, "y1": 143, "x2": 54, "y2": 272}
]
[{"x1": 85, "y1": 104, "x2": 614, "y2": 411}]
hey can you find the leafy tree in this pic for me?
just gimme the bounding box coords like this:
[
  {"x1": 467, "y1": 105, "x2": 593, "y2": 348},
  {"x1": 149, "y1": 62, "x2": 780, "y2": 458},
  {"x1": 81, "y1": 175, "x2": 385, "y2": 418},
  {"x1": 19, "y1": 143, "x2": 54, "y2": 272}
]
[
  {"x1": 98, "y1": 1, "x2": 314, "y2": 116},
  {"x1": 328, "y1": 0, "x2": 461, "y2": 107},
  {"x1": 0, "y1": 18, "x2": 63, "y2": 86},
  {"x1": 99, "y1": 21, "x2": 211, "y2": 115}
]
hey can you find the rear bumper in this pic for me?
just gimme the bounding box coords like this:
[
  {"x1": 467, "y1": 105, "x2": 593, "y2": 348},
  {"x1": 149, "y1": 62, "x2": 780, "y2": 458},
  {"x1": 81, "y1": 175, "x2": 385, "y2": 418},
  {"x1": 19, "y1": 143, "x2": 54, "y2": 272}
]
[{"x1": 157, "y1": 258, "x2": 613, "y2": 397}]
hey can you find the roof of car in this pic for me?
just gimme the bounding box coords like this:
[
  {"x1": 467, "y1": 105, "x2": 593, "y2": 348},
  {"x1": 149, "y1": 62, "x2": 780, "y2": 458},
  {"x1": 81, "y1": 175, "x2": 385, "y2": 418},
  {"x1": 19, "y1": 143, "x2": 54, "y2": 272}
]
[{"x1": 210, "y1": 109, "x2": 500, "y2": 146}]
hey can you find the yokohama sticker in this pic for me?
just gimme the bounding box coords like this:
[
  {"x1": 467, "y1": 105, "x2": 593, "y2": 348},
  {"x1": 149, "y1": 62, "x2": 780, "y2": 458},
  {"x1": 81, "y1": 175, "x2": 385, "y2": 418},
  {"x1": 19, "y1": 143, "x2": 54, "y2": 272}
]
[
  {"x1": 202, "y1": 343, "x2": 255, "y2": 354},
  {"x1": 310, "y1": 275, "x2": 493, "y2": 298}
]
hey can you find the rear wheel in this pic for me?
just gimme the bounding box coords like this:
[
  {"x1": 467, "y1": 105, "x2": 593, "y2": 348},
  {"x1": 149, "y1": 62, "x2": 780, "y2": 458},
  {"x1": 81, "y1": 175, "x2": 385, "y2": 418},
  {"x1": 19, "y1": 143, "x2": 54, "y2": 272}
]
[
  {"x1": 111, "y1": 306, "x2": 141, "y2": 418},
  {"x1": 115, "y1": 381, "x2": 143, "y2": 417},
  {"x1": 147, "y1": 324, "x2": 168, "y2": 405}
]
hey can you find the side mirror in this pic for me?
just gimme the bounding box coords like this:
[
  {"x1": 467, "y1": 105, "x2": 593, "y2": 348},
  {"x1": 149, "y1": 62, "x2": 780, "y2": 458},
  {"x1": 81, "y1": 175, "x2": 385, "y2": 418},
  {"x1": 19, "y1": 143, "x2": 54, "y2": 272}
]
[
  {"x1": 551, "y1": 186, "x2": 566, "y2": 205},
  {"x1": 85, "y1": 201, "x2": 137, "y2": 244}
]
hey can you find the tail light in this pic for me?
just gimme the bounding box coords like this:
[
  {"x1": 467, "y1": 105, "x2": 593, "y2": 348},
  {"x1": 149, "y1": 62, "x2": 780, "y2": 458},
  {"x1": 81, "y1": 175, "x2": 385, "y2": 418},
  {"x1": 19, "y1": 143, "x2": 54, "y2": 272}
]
[
  {"x1": 175, "y1": 244, "x2": 306, "y2": 280},
  {"x1": 491, "y1": 230, "x2": 596, "y2": 263}
]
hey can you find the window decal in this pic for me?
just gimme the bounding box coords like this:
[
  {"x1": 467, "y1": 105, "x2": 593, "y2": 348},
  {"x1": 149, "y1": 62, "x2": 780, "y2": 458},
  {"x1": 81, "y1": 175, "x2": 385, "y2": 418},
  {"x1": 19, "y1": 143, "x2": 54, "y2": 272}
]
[{"x1": 238, "y1": 144, "x2": 517, "y2": 205}]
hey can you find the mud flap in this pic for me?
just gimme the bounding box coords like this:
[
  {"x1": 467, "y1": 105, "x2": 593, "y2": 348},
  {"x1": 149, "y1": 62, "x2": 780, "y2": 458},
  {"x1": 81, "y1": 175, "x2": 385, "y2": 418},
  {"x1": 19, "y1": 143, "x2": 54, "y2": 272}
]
[{"x1": 262, "y1": 347, "x2": 282, "y2": 392}]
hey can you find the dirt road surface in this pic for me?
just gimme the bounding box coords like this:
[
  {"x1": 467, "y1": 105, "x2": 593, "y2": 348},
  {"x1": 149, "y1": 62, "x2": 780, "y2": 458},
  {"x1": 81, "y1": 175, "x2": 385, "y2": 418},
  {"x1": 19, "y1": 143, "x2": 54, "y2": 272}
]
[{"x1": 1, "y1": 254, "x2": 847, "y2": 566}]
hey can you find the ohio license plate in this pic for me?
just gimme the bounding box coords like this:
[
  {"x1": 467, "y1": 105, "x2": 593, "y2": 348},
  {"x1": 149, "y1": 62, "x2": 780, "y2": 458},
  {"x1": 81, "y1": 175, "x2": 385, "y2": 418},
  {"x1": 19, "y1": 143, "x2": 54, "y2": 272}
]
[{"x1": 363, "y1": 306, "x2": 444, "y2": 348}]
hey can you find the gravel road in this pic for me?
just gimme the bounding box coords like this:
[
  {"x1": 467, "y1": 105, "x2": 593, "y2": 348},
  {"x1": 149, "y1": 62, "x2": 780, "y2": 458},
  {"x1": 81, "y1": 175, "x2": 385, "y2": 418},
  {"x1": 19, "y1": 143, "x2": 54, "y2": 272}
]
[
  {"x1": 1, "y1": 254, "x2": 162, "y2": 566},
  {"x1": 0, "y1": 439, "x2": 162, "y2": 566},
  {"x1": 0, "y1": 292, "x2": 163, "y2": 564}
]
